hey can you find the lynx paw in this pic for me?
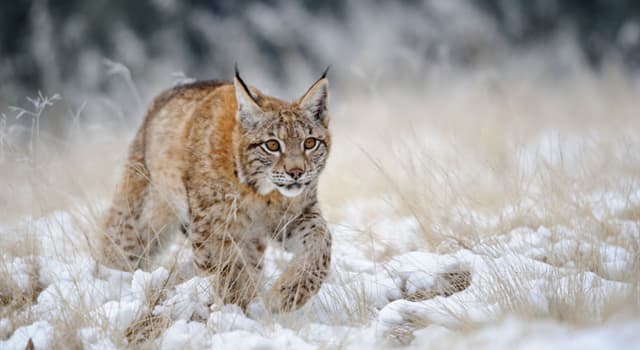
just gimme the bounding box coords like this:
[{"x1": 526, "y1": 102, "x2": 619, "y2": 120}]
[{"x1": 265, "y1": 280, "x2": 312, "y2": 313}]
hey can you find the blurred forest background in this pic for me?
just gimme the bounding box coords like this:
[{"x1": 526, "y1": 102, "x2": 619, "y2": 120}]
[{"x1": 1, "y1": 0, "x2": 639, "y2": 141}]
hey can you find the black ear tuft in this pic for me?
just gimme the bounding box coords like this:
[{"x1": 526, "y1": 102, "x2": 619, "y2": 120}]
[
  {"x1": 234, "y1": 65, "x2": 263, "y2": 129},
  {"x1": 320, "y1": 65, "x2": 331, "y2": 79},
  {"x1": 234, "y1": 64, "x2": 256, "y2": 102}
]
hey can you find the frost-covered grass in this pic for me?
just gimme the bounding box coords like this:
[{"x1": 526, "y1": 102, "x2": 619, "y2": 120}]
[{"x1": 1, "y1": 62, "x2": 640, "y2": 349}]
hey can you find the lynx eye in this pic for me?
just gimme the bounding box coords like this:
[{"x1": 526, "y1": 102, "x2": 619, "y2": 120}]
[
  {"x1": 303, "y1": 137, "x2": 317, "y2": 150},
  {"x1": 264, "y1": 139, "x2": 281, "y2": 152}
]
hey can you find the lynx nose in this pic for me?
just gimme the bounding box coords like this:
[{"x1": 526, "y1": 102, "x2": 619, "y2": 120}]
[{"x1": 286, "y1": 168, "x2": 304, "y2": 180}]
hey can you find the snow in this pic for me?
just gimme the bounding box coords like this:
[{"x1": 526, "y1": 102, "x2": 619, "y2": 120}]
[
  {"x1": 78, "y1": 327, "x2": 118, "y2": 350},
  {"x1": 411, "y1": 317, "x2": 640, "y2": 350},
  {"x1": 154, "y1": 276, "x2": 216, "y2": 321},
  {"x1": 97, "y1": 300, "x2": 144, "y2": 332},
  {"x1": 0, "y1": 321, "x2": 54, "y2": 350},
  {"x1": 161, "y1": 320, "x2": 208, "y2": 350},
  {"x1": 1, "y1": 185, "x2": 639, "y2": 349}
]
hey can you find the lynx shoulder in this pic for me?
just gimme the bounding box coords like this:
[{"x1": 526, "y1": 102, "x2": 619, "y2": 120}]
[{"x1": 101, "y1": 67, "x2": 332, "y2": 312}]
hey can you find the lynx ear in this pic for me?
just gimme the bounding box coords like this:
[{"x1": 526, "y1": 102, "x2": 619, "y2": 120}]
[
  {"x1": 234, "y1": 65, "x2": 263, "y2": 129},
  {"x1": 299, "y1": 67, "x2": 330, "y2": 126}
]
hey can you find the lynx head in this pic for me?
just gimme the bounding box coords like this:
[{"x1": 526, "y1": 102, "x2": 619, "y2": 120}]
[{"x1": 233, "y1": 67, "x2": 331, "y2": 198}]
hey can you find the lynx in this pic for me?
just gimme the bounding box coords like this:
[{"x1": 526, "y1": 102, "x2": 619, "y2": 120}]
[{"x1": 100, "y1": 67, "x2": 332, "y2": 312}]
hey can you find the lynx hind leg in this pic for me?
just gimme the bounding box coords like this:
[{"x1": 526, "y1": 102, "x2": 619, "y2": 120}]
[
  {"x1": 100, "y1": 127, "x2": 181, "y2": 271},
  {"x1": 100, "y1": 158, "x2": 150, "y2": 271},
  {"x1": 102, "y1": 183, "x2": 184, "y2": 271}
]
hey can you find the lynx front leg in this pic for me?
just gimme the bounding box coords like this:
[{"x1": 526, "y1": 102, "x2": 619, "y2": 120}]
[
  {"x1": 189, "y1": 215, "x2": 262, "y2": 310},
  {"x1": 267, "y1": 210, "x2": 332, "y2": 312}
]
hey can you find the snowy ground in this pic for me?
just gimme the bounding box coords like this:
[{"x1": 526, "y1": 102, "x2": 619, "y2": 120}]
[{"x1": 1, "y1": 180, "x2": 639, "y2": 349}]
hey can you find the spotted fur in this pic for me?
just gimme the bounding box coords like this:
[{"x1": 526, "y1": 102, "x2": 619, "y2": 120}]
[{"x1": 100, "y1": 69, "x2": 332, "y2": 312}]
